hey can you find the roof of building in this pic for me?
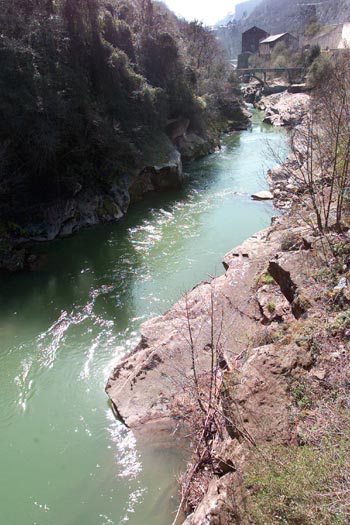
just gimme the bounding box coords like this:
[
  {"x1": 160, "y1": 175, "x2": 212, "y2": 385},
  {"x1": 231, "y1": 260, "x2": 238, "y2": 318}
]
[
  {"x1": 243, "y1": 25, "x2": 268, "y2": 34},
  {"x1": 260, "y1": 33, "x2": 291, "y2": 44}
]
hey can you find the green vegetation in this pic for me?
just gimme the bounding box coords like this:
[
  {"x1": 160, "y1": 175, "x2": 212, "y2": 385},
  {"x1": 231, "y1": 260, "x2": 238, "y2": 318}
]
[
  {"x1": 267, "y1": 301, "x2": 276, "y2": 313},
  {"x1": 246, "y1": 431, "x2": 350, "y2": 524},
  {"x1": 262, "y1": 271, "x2": 275, "y2": 285},
  {"x1": 304, "y1": 21, "x2": 322, "y2": 37},
  {"x1": 307, "y1": 53, "x2": 334, "y2": 87},
  {"x1": 0, "y1": 0, "x2": 242, "y2": 227},
  {"x1": 290, "y1": 379, "x2": 312, "y2": 409}
]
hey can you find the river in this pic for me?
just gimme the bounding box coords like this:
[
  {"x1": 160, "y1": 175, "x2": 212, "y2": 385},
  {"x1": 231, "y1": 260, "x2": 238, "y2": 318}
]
[{"x1": 0, "y1": 110, "x2": 287, "y2": 525}]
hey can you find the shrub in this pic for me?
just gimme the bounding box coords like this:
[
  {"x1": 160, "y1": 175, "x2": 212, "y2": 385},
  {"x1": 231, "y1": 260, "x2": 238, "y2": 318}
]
[
  {"x1": 305, "y1": 44, "x2": 321, "y2": 67},
  {"x1": 304, "y1": 22, "x2": 322, "y2": 37},
  {"x1": 267, "y1": 301, "x2": 276, "y2": 314},
  {"x1": 307, "y1": 53, "x2": 333, "y2": 87},
  {"x1": 262, "y1": 272, "x2": 275, "y2": 285},
  {"x1": 280, "y1": 232, "x2": 299, "y2": 252}
]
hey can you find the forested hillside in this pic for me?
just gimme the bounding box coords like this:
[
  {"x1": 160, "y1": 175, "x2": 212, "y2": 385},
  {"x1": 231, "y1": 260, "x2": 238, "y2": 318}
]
[{"x1": 0, "y1": 0, "x2": 245, "y2": 257}]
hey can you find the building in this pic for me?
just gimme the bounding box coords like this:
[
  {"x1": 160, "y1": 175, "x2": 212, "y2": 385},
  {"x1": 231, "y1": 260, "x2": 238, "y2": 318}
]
[
  {"x1": 303, "y1": 23, "x2": 350, "y2": 51},
  {"x1": 238, "y1": 26, "x2": 270, "y2": 68},
  {"x1": 242, "y1": 26, "x2": 270, "y2": 54},
  {"x1": 259, "y1": 33, "x2": 299, "y2": 55}
]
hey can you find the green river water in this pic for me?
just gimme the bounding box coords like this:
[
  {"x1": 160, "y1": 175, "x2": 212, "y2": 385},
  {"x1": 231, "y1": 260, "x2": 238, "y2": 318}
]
[{"x1": 0, "y1": 110, "x2": 287, "y2": 525}]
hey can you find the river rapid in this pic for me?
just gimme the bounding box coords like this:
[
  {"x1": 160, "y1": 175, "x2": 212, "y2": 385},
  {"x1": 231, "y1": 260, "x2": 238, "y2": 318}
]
[{"x1": 0, "y1": 110, "x2": 288, "y2": 525}]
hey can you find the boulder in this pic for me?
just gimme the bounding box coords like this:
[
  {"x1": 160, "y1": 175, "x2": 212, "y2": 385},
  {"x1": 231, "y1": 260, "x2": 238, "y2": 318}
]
[
  {"x1": 166, "y1": 118, "x2": 190, "y2": 142},
  {"x1": 129, "y1": 149, "x2": 183, "y2": 201},
  {"x1": 251, "y1": 191, "x2": 273, "y2": 200}
]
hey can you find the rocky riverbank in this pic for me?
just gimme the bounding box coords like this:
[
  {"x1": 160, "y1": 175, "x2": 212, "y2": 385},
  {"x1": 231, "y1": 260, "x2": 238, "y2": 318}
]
[
  {"x1": 107, "y1": 81, "x2": 350, "y2": 523},
  {"x1": 108, "y1": 83, "x2": 350, "y2": 522},
  {"x1": 106, "y1": 89, "x2": 312, "y2": 427},
  {"x1": 106, "y1": 199, "x2": 321, "y2": 524},
  {"x1": 256, "y1": 91, "x2": 310, "y2": 127},
  {"x1": 106, "y1": 89, "x2": 347, "y2": 523}
]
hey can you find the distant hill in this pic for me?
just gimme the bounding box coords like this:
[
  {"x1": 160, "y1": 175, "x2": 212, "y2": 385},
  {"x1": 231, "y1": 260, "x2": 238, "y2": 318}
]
[
  {"x1": 243, "y1": 0, "x2": 350, "y2": 35},
  {"x1": 217, "y1": 0, "x2": 350, "y2": 58},
  {"x1": 217, "y1": 0, "x2": 262, "y2": 26},
  {"x1": 235, "y1": 0, "x2": 262, "y2": 21}
]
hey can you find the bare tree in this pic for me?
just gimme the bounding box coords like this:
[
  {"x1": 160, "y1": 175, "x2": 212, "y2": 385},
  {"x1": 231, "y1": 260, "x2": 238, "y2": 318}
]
[{"x1": 278, "y1": 53, "x2": 350, "y2": 235}]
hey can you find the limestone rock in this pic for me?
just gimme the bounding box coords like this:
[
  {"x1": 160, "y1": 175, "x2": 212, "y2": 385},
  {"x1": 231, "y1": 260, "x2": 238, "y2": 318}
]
[
  {"x1": 185, "y1": 341, "x2": 314, "y2": 525},
  {"x1": 129, "y1": 149, "x2": 183, "y2": 201},
  {"x1": 166, "y1": 118, "x2": 190, "y2": 142},
  {"x1": 256, "y1": 284, "x2": 292, "y2": 323},
  {"x1": 177, "y1": 132, "x2": 215, "y2": 163},
  {"x1": 334, "y1": 277, "x2": 348, "y2": 291}
]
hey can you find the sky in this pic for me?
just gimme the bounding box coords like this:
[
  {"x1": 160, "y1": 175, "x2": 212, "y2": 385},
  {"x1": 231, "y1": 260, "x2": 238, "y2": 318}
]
[{"x1": 163, "y1": 0, "x2": 243, "y2": 26}]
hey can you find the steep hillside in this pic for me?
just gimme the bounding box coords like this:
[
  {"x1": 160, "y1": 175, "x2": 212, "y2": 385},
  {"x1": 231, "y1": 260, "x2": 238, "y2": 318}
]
[
  {"x1": 218, "y1": 0, "x2": 350, "y2": 58},
  {"x1": 245, "y1": 0, "x2": 350, "y2": 34},
  {"x1": 218, "y1": 0, "x2": 262, "y2": 26}
]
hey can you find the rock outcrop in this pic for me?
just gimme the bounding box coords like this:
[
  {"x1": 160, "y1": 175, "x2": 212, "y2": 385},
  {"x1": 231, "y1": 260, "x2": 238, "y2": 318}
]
[
  {"x1": 21, "y1": 149, "x2": 183, "y2": 243},
  {"x1": 256, "y1": 91, "x2": 310, "y2": 127},
  {"x1": 181, "y1": 339, "x2": 314, "y2": 525},
  {"x1": 0, "y1": 145, "x2": 183, "y2": 268},
  {"x1": 106, "y1": 216, "x2": 316, "y2": 428},
  {"x1": 106, "y1": 227, "x2": 282, "y2": 430}
]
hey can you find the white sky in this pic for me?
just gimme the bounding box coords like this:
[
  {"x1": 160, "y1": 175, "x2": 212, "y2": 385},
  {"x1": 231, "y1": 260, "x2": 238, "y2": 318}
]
[{"x1": 163, "y1": 0, "x2": 242, "y2": 25}]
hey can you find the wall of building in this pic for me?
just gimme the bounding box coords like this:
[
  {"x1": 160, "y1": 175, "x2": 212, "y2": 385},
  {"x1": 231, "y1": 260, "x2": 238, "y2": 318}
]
[
  {"x1": 242, "y1": 27, "x2": 270, "y2": 53},
  {"x1": 259, "y1": 33, "x2": 298, "y2": 55},
  {"x1": 303, "y1": 23, "x2": 350, "y2": 51}
]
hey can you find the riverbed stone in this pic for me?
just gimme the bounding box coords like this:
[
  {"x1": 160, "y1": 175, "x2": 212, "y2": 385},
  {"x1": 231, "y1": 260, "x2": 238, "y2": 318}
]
[{"x1": 251, "y1": 190, "x2": 273, "y2": 200}]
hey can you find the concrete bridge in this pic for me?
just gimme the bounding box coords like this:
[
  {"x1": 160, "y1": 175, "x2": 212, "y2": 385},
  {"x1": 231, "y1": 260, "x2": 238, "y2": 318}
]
[{"x1": 236, "y1": 67, "x2": 306, "y2": 85}]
